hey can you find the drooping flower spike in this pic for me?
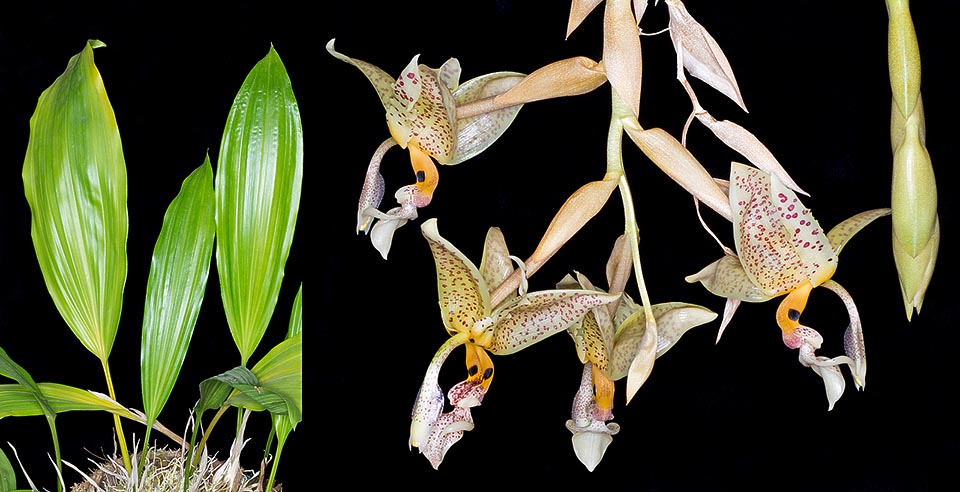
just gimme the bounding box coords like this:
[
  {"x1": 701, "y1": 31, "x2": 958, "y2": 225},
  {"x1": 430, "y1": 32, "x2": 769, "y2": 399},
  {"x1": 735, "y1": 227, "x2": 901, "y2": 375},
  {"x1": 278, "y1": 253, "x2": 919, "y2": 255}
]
[
  {"x1": 409, "y1": 218, "x2": 620, "y2": 468},
  {"x1": 686, "y1": 161, "x2": 890, "y2": 409}
]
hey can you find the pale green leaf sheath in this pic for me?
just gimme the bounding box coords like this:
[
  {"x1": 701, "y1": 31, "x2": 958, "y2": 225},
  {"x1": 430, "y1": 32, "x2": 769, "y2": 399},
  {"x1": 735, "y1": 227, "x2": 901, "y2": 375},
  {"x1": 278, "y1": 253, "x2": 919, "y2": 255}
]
[{"x1": 217, "y1": 46, "x2": 303, "y2": 365}]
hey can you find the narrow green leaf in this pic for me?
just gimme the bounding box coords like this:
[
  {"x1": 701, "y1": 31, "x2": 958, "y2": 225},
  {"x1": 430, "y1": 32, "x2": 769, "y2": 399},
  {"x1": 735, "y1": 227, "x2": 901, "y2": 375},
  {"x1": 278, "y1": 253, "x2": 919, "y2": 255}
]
[
  {"x1": 269, "y1": 286, "x2": 303, "y2": 467},
  {"x1": 0, "y1": 347, "x2": 55, "y2": 419},
  {"x1": 141, "y1": 157, "x2": 216, "y2": 426},
  {"x1": 0, "y1": 447, "x2": 16, "y2": 492},
  {"x1": 21, "y1": 39, "x2": 128, "y2": 361},
  {"x1": 0, "y1": 383, "x2": 135, "y2": 420},
  {"x1": 226, "y1": 333, "x2": 302, "y2": 429},
  {"x1": 197, "y1": 363, "x2": 296, "y2": 420},
  {"x1": 217, "y1": 45, "x2": 303, "y2": 364},
  {"x1": 195, "y1": 372, "x2": 236, "y2": 416},
  {"x1": 286, "y1": 283, "x2": 302, "y2": 339}
]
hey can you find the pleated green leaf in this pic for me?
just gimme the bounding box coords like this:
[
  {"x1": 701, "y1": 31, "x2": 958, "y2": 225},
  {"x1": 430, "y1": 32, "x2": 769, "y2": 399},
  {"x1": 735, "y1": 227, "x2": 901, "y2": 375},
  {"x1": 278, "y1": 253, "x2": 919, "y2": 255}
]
[
  {"x1": 21, "y1": 39, "x2": 128, "y2": 361},
  {"x1": 0, "y1": 447, "x2": 16, "y2": 492},
  {"x1": 195, "y1": 369, "x2": 238, "y2": 416},
  {"x1": 216, "y1": 45, "x2": 302, "y2": 364},
  {"x1": 0, "y1": 347, "x2": 55, "y2": 420},
  {"x1": 286, "y1": 284, "x2": 302, "y2": 339},
  {"x1": 268, "y1": 285, "x2": 303, "y2": 489},
  {"x1": 140, "y1": 157, "x2": 216, "y2": 426},
  {"x1": 0, "y1": 383, "x2": 135, "y2": 420},
  {"x1": 226, "y1": 333, "x2": 302, "y2": 429}
]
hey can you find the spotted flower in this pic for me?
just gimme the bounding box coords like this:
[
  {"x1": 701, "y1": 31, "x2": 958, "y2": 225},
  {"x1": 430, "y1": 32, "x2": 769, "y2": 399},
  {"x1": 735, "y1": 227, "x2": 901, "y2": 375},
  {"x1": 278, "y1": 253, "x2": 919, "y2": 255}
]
[
  {"x1": 686, "y1": 161, "x2": 890, "y2": 409},
  {"x1": 409, "y1": 218, "x2": 620, "y2": 468},
  {"x1": 559, "y1": 264, "x2": 716, "y2": 471},
  {"x1": 326, "y1": 40, "x2": 527, "y2": 258}
]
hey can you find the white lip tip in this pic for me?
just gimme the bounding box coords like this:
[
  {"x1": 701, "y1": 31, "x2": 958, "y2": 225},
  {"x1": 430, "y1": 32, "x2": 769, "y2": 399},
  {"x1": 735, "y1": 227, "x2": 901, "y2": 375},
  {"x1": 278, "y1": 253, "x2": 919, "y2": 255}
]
[{"x1": 571, "y1": 430, "x2": 613, "y2": 472}]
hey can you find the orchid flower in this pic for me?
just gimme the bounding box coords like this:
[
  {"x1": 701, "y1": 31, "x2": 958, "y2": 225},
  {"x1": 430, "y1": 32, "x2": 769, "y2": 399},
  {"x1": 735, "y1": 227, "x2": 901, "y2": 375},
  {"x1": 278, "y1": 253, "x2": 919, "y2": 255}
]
[
  {"x1": 326, "y1": 40, "x2": 530, "y2": 259},
  {"x1": 409, "y1": 218, "x2": 620, "y2": 468},
  {"x1": 558, "y1": 249, "x2": 716, "y2": 471},
  {"x1": 686, "y1": 161, "x2": 891, "y2": 410}
]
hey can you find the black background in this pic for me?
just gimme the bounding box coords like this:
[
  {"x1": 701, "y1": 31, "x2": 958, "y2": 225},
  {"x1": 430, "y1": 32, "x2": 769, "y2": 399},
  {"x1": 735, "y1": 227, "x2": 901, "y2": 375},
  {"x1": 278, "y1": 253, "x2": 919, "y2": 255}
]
[{"x1": 3, "y1": 1, "x2": 959, "y2": 491}]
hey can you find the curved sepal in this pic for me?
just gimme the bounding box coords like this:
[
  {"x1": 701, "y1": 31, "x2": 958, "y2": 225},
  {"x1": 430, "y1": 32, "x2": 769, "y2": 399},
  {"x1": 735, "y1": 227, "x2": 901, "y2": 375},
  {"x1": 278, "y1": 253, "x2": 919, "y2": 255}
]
[
  {"x1": 685, "y1": 254, "x2": 772, "y2": 303},
  {"x1": 422, "y1": 219, "x2": 491, "y2": 335},
  {"x1": 325, "y1": 39, "x2": 398, "y2": 112},
  {"x1": 400, "y1": 60, "x2": 459, "y2": 163},
  {"x1": 730, "y1": 162, "x2": 835, "y2": 296},
  {"x1": 479, "y1": 226, "x2": 515, "y2": 299},
  {"x1": 826, "y1": 208, "x2": 892, "y2": 256},
  {"x1": 487, "y1": 290, "x2": 620, "y2": 355},
  {"x1": 607, "y1": 303, "x2": 717, "y2": 381},
  {"x1": 450, "y1": 72, "x2": 526, "y2": 165}
]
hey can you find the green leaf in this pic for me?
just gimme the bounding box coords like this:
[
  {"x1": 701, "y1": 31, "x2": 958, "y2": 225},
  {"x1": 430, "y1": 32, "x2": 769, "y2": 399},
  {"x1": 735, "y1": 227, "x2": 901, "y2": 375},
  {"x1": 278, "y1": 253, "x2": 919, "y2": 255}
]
[
  {"x1": 217, "y1": 45, "x2": 303, "y2": 364},
  {"x1": 21, "y1": 39, "x2": 128, "y2": 361},
  {"x1": 272, "y1": 287, "x2": 304, "y2": 452},
  {"x1": 226, "y1": 333, "x2": 302, "y2": 429},
  {"x1": 197, "y1": 364, "x2": 296, "y2": 423},
  {"x1": 286, "y1": 283, "x2": 302, "y2": 339},
  {"x1": 141, "y1": 157, "x2": 216, "y2": 426},
  {"x1": 0, "y1": 383, "x2": 135, "y2": 420},
  {"x1": 0, "y1": 347, "x2": 55, "y2": 419},
  {"x1": 0, "y1": 447, "x2": 16, "y2": 492},
  {"x1": 195, "y1": 371, "x2": 237, "y2": 416}
]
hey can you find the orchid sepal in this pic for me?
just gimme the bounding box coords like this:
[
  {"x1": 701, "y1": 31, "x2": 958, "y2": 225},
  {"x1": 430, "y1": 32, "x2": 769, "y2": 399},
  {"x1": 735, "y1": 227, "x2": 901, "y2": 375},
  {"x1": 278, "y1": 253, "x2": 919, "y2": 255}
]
[
  {"x1": 486, "y1": 290, "x2": 622, "y2": 356},
  {"x1": 449, "y1": 72, "x2": 526, "y2": 165},
  {"x1": 607, "y1": 302, "x2": 717, "y2": 381}
]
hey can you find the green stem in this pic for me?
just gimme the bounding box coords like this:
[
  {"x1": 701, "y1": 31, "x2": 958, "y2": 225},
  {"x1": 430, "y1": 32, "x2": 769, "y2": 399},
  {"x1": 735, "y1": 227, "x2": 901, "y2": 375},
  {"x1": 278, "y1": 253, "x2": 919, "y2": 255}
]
[
  {"x1": 193, "y1": 405, "x2": 229, "y2": 469},
  {"x1": 43, "y1": 416, "x2": 62, "y2": 492},
  {"x1": 609, "y1": 92, "x2": 657, "y2": 330},
  {"x1": 101, "y1": 359, "x2": 131, "y2": 472},
  {"x1": 137, "y1": 424, "x2": 153, "y2": 479},
  {"x1": 264, "y1": 432, "x2": 286, "y2": 492}
]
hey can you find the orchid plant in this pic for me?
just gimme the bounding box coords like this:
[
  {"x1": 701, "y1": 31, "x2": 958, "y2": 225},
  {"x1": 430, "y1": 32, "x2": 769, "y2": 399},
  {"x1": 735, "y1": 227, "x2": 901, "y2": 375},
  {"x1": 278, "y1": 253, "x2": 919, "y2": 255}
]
[
  {"x1": 327, "y1": 0, "x2": 937, "y2": 473},
  {"x1": 1, "y1": 40, "x2": 302, "y2": 491}
]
